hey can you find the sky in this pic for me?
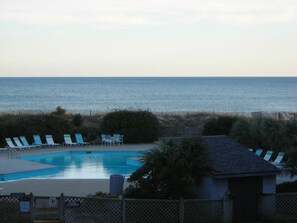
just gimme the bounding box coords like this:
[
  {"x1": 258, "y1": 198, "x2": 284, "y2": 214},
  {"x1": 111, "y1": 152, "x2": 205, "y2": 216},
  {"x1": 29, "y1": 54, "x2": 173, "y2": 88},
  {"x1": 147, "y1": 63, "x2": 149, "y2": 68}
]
[{"x1": 0, "y1": 0, "x2": 297, "y2": 77}]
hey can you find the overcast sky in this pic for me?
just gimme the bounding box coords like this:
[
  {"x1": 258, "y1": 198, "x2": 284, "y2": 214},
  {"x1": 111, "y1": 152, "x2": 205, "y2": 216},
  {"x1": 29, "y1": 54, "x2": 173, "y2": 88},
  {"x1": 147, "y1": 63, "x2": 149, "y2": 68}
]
[{"x1": 0, "y1": 0, "x2": 297, "y2": 77}]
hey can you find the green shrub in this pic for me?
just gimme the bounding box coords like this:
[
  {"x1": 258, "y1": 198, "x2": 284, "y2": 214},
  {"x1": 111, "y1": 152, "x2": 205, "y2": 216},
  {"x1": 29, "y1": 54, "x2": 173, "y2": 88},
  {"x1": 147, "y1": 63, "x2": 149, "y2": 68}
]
[
  {"x1": 77, "y1": 126, "x2": 100, "y2": 143},
  {"x1": 0, "y1": 113, "x2": 73, "y2": 146},
  {"x1": 101, "y1": 110, "x2": 159, "y2": 143},
  {"x1": 72, "y1": 114, "x2": 84, "y2": 127},
  {"x1": 202, "y1": 116, "x2": 239, "y2": 136},
  {"x1": 230, "y1": 117, "x2": 292, "y2": 151}
]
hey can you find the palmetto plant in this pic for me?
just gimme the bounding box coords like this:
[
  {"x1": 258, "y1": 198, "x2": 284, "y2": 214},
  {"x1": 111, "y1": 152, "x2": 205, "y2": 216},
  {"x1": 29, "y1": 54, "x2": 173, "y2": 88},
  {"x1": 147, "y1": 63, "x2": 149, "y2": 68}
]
[{"x1": 125, "y1": 138, "x2": 209, "y2": 199}]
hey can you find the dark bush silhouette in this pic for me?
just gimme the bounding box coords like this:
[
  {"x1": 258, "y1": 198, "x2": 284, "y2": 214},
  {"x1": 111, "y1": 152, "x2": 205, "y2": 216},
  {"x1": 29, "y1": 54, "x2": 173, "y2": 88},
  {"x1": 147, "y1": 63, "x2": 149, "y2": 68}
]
[
  {"x1": 101, "y1": 110, "x2": 159, "y2": 143},
  {"x1": 202, "y1": 116, "x2": 239, "y2": 136},
  {"x1": 0, "y1": 113, "x2": 73, "y2": 145},
  {"x1": 72, "y1": 114, "x2": 84, "y2": 128},
  {"x1": 230, "y1": 117, "x2": 292, "y2": 151}
]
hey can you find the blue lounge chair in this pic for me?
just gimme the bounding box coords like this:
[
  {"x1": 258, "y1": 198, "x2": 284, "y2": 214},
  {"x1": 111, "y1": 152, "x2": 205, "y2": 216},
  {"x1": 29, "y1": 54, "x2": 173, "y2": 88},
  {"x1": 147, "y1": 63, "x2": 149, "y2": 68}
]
[
  {"x1": 255, "y1": 149, "x2": 263, "y2": 156},
  {"x1": 45, "y1": 135, "x2": 61, "y2": 147},
  {"x1": 0, "y1": 147, "x2": 8, "y2": 152},
  {"x1": 263, "y1": 150, "x2": 273, "y2": 161},
  {"x1": 14, "y1": 137, "x2": 36, "y2": 149},
  {"x1": 33, "y1": 135, "x2": 49, "y2": 147},
  {"x1": 20, "y1": 136, "x2": 39, "y2": 149},
  {"x1": 5, "y1": 138, "x2": 25, "y2": 150},
  {"x1": 63, "y1": 134, "x2": 79, "y2": 146},
  {"x1": 271, "y1": 152, "x2": 285, "y2": 168},
  {"x1": 75, "y1": 133, "x2": 90, "y2": 146}
]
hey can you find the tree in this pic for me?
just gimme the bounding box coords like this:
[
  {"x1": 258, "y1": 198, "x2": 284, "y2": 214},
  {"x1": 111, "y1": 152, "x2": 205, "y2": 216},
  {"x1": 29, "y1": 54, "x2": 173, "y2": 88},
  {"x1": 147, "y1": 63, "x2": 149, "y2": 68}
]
[
  {"x1": 125, "y1": 138, "x2": 209, "y2": 199},
  {"x1": 51, "y1": 106, "x2": 66, "y2": 116}
]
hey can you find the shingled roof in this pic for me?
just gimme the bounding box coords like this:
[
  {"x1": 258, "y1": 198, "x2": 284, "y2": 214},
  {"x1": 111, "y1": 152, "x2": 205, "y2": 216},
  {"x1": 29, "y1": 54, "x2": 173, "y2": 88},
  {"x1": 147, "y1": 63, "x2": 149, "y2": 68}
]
[{"x1": 203, "y1": 135, "x2": 280, "y2": 178}]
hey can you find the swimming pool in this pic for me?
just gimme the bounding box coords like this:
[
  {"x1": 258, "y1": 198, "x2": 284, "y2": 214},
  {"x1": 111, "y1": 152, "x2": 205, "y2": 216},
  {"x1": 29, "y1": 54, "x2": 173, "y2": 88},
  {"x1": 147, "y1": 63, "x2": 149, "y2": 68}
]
[{"x1": 17, "y1": 151, "x2": 142, "y2": 180}]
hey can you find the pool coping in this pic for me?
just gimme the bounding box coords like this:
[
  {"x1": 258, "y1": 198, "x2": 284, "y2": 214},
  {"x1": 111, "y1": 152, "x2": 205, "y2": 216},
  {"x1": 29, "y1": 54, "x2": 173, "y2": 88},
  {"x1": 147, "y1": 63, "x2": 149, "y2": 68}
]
[{"x1": 0, "y1": 157, "x2": 58, "y2": 181}]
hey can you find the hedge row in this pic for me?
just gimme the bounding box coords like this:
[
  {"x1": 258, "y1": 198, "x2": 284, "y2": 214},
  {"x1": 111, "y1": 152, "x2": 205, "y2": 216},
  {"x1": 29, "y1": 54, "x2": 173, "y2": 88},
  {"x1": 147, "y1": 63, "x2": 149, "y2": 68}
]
[
  {"x1": 0, "y1": 109, "x2": 160, "y2": 146},
  {"x1": 101, "y1": 110, "x2": 159, "y2": 143}
]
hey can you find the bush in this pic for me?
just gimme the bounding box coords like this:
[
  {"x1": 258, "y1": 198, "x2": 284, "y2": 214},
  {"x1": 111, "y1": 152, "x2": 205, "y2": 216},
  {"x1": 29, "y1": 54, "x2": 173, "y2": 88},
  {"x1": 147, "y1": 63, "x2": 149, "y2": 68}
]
[
  {"x1": 101, "y1": 110, "x2": 159, "y2": 143},
  {"x1": 72, "y1": 114, "x2": 83, "y2": 127},
  {"x1": 0, "y1": 113, "x2": 73, "y2": 145},
  {"x1": 202, "y1": 116, "x2": 239, "y2": 136},
  {"x1": 0, "y1": 114, "x2": 73, "y2": 144},
  {"x1": 230, "y1": 117, "x2": 292, "y2": 151},
  {"x1": 76, "y1": 126, "x2": 100, "y2": 143}
]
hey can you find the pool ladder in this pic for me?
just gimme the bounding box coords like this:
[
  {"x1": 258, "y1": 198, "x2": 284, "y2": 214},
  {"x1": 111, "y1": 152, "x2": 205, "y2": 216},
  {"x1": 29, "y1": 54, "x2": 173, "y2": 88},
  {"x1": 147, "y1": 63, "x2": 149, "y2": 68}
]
[{"x1": 7, "y1": 148, "x2": 20, "y2": 159}]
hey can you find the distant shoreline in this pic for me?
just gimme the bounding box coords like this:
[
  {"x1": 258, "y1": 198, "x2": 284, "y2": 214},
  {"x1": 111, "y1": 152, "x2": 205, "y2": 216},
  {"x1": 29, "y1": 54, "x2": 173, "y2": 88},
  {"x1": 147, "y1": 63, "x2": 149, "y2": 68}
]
[{"x1": 0, "y1": 110, "x2": 296, "y2": 121}]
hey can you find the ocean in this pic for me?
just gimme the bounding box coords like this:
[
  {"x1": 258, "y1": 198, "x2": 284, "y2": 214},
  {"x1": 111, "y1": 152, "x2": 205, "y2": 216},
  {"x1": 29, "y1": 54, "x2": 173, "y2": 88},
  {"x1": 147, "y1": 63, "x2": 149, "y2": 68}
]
[{"x1": 0, "y1": 77, "x2": 296, "y2": 114}]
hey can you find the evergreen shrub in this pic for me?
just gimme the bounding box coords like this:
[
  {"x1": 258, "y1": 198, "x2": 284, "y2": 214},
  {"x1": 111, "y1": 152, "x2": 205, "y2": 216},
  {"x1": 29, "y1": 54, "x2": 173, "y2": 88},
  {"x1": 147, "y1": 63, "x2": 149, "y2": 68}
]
[
  {"x1": 202, "y1": 116, "x2": 240, "y2": 136},
  {"x1": 101, "y1": 110, "x2": 159, "y2": 143},
  {"x1": 0, "y1": 113, "x2": 73, "y2": 145}
]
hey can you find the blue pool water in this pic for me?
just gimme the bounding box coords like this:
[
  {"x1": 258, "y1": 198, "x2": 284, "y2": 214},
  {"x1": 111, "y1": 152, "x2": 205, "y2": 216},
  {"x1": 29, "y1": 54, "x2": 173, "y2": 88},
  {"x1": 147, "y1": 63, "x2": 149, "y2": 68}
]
[{"x1": 19, "y1": 151, "x2": 142, "y2": 180}]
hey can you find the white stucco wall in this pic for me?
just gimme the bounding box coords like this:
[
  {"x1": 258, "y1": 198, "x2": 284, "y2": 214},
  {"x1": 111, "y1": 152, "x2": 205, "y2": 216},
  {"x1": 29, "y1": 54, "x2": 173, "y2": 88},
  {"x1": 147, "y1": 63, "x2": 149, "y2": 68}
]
[
  {"x1": 196, "y1": 175, "x2": 276, "y2": 199},
  {"x1": 262, "y1": 175, "x2": 276, "y2": 194},
  {"x1": 195, "y1": 176, "x2": 228, "y2": 199}
]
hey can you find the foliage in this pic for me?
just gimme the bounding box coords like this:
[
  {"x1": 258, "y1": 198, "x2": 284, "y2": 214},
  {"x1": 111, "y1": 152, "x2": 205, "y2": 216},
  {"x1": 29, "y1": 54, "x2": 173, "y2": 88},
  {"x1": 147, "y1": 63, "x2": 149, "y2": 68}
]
[
  {"x1": 76, "y1": 126, "x2": 100, "y2": 142},
  {"x1": 125, "y1": 138, "x2": 209, "y2": 199},
  {"x1": 101, "y1": 110, "x2": 159, "y2": 143},
  {"x1": 51, "y1": 106, "x2": 66, "y2": 116},
  {"x1": 202, "y1": 116, "x2": 239, "y2": 136},
  {"x1": 277, "y1": 180, "x2": 297, "y2": 193},
  {"x1": 0, "y1": 113, "x2": 73, "y2": 145},
  {"x1": 72, "y1": 114, "x2": 84, "y2": 127},
  {"x1": 230, "y1": 117, "x2": 292, "y2": 151},
  {"x1": 87, "y1": 191, "x2": 115, "y2": 198},
  {"x1": 286, "y1": 121, "x2": 297, "y2": 148},
  {"x1": 228, "y1": 119, "x2": 251, "y2": 146}
]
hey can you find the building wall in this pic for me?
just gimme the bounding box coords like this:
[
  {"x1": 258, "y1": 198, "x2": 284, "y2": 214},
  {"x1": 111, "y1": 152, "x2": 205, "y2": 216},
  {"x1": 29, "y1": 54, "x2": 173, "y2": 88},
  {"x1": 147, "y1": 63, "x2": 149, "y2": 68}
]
[
  {"x1": 262, "y1": 175, "x2": 276, "y2": 194},
  {"x1": 196, "y1": 175, "x2": 276, "y2": 199},
  {"x1": 196, "y1": 176, "x2": 228, "y2": 199}
]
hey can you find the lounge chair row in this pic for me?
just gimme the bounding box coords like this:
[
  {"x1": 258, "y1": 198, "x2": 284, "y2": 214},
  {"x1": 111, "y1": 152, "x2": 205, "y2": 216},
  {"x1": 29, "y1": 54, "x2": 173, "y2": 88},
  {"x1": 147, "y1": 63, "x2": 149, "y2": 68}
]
[
  {"x1": 5, "y1": 133, "x2": 90, "y2": 150},
  {"x1": 101, "y1": 134, "x2": 124, "y2": 146},
  {"x1": 251, "y1": 148, "x2": 286, "y2": 168}
]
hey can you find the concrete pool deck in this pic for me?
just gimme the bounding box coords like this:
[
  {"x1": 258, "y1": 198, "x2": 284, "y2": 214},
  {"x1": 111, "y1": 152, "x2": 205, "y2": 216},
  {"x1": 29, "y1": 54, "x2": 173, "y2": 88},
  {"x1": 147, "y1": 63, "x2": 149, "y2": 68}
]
[
  {"x1": 0, "y1": 144, "x2": 154, "y2": 196},
  {"x1": 0, "y1": 157, "x2": 56, "y2": 175}
]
